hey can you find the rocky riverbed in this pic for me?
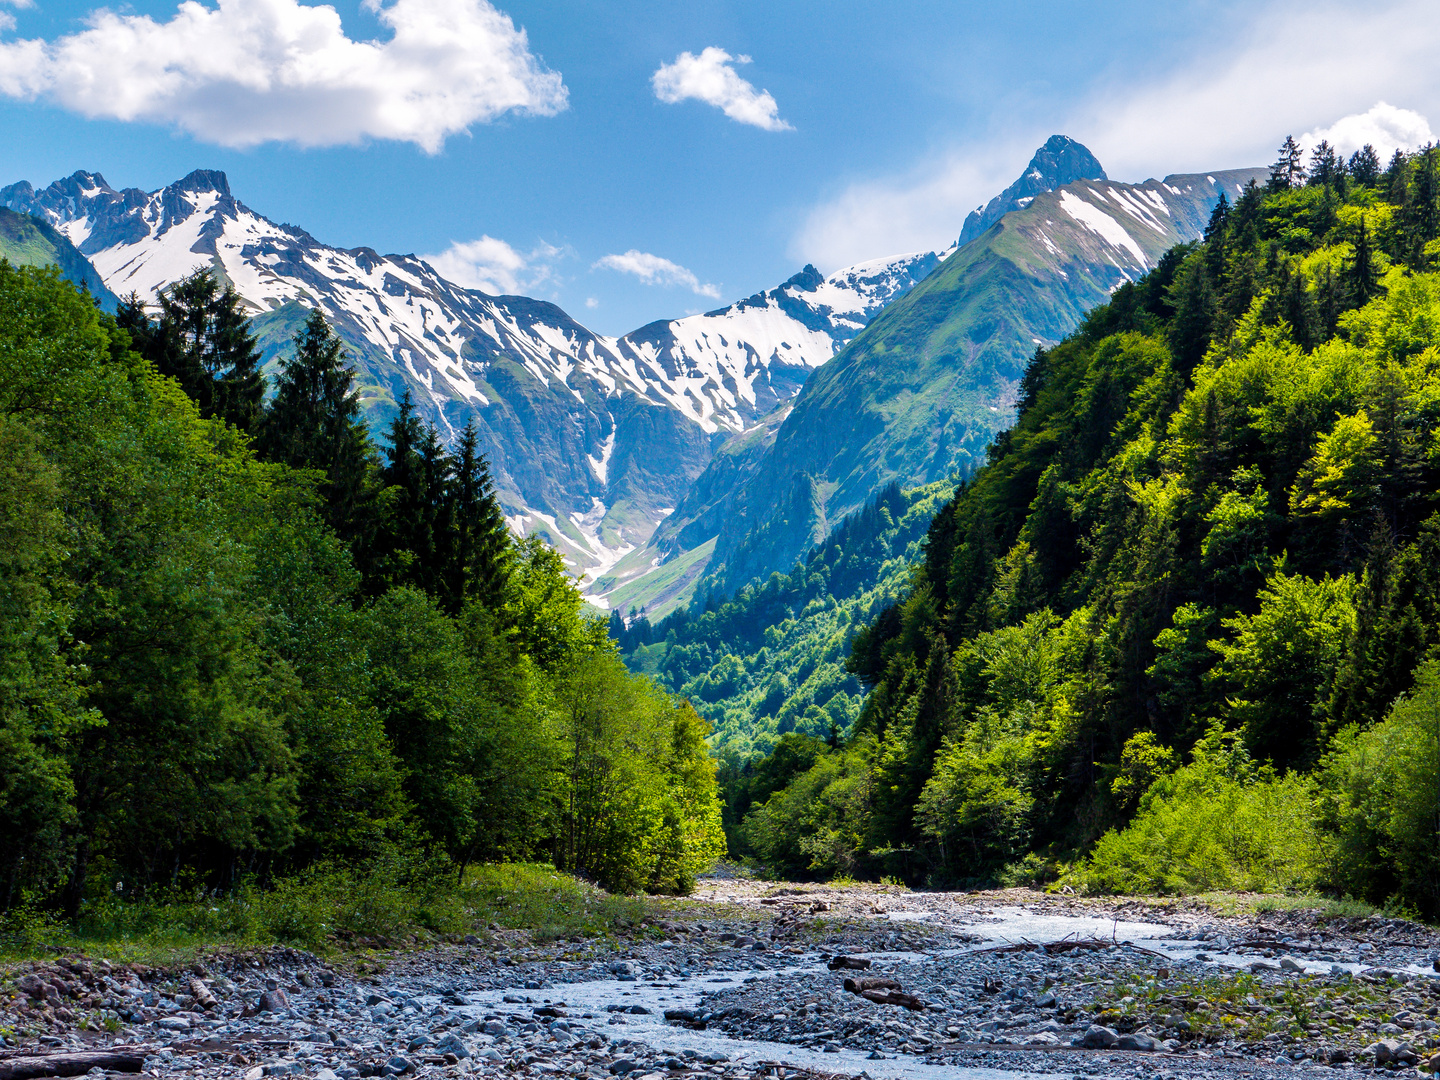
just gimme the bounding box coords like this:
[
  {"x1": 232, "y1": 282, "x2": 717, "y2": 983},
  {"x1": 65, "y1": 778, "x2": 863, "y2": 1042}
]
[{"x1": 6, "y1": 883, "x2": 1440, "y2": 1080}]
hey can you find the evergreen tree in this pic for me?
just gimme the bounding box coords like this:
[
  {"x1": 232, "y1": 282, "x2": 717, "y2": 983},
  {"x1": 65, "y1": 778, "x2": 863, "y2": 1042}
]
[
  {"x1": 449, "y1": 421, "x2": 512, "y2": 615},
  {"x1": 1203, "y1": 192, "x2": 1230, "y2": 277},
  {"x1": 257, "y1": 308, "x2": 376, "y2": 543},
  {"x1": 1307, "y1": 140, "x2": 1341, "y2": 188},
  {"x1": 377, "y1": 391, "x2": 431, "y2": 593},
  {"x1": 1347, "y1": 214, "x2": 1380, "y2": 304},
  {"x1": 1401, "y1": 146, "x2": 1439, "y2": 263},
  {"x1": 1167, "y1": 254, "x2": 1217, "y2": 370},
  {"x1": 150, "y1": 269, "x2": 265, "y2": 430},
  {"x1": 1269, "y1": 135, "x2": 1304, "y2": 191},
  {"x1": 1349, "y1": 143, "x2": 1382, "y2": 186}
]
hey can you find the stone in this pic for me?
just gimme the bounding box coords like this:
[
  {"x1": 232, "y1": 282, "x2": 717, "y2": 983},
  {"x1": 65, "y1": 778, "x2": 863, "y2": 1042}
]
[
  {"x1": 1279, "y1": 957, "x2": 1304, "y2": 973},
  {"x1": 1034, "y1": 991, "x2": 1057, "y2": 1008},
  {"x1": 257, "y1": 988, "x2": 290, "y2": 1013},
  {"x1": 867, "y1": 1051, "x2": 885, "y2": 1060},
  {"x1": 384, "y1": 1055, "x2": 414, "y2": 1074},
  {"x1": 1116, "y1": 1032, "x2": 1158, "y2": 1051},
  {"x1": 1368, "y1": 1039, "x2": 1418, "y2": 1065},
  {"x1": 608, "y1": 1059, "x2": 639, "y2": 1074},
  {"x1": 434, "y1": 1033, "x2": 470, "y2": 1059},
  {"x1": 407, "y1": 1034, "x2": 433, "y2": 1051},
  {"x1": 155, "y1": 1017, "x2": 190, "y2": 1031},
  {"x1": 1080, "y1": 1025, "x2": 1119, "y2": 1049}
]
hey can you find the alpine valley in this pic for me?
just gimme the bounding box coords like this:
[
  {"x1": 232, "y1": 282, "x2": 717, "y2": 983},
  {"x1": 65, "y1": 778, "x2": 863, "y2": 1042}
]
[{"x1": 0, "y1": 137, "x2": 1258, "y2": 616}]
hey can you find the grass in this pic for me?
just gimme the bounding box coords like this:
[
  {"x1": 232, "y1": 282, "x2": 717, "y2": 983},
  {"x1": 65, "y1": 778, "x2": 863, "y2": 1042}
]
[{"x1": 0, "y1": 862, "x2": 665, "y2": 971}]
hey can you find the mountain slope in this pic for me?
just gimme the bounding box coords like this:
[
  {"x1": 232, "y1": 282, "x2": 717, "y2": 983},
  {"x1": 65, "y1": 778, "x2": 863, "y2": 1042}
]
[
  {"x1": 1, "y1": 169, "x2": 940, "y2": 587},
  {"x1": 699, "y1": 162, "x2": 1267, "y2": 595},
  {"x1": 0, "y1": 206, "x2": 118, "y2": 309}
]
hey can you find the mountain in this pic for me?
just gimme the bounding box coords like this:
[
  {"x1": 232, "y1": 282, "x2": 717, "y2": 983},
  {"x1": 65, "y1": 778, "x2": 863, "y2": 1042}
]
[
  {"x1": 0, "y1": 205, "x2": 118, "y2": 309},
  {"x1": 956, "y1": 134, "x2": 1107, "y2": 247},
  {"x1": 0, "y1": 169, "x2": 941, "y2": 586},
  {"x1": 694, "y1": 158, "x2": 1268, "y2": 597}
]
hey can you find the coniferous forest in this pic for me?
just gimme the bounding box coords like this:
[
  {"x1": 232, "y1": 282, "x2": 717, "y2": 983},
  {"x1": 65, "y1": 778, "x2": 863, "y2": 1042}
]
[
  {"x1": 661, "y1": 140, "x2": 1440, "y2": 917},
  {"x1": 0, "y1": 265, "x2": 724, "y2": 921}
]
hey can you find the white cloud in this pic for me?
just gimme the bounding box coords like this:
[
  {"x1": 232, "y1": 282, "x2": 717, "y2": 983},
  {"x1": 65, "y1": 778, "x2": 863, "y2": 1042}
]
[
  {"x1": 1302, "y1": 102, "x2": 1433, "y2": 159},
  {"x1": 424, "y1": 236, "x2": 562, "y2": 295},
  {"x1": 652, "y1": 46, "x2": 791, "y2": 132},
  {"x1": 593, "y1": 250, "x2": 720, "y2": 299},
  {"x1": 0, "y1": 0, "x2": 567, "y2": 151},
  {"x1": 794, "y1": 0, "x2": 1440, "y2": 270},
  {"x1": 0, "y1": 0, "x2": 27, "y2": 33},
  {"x1": 585, "y1": 297, "x2": 598, "y2": 309}
]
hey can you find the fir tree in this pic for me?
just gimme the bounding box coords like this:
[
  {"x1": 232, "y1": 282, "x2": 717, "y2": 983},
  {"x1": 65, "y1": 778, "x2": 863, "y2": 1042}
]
[
  {"x1": 1307, "y1": 140, "x2": 1341, "y2": 189},
  {"x1": 377, "y1": 391, "x2": 431, "y2": 592},
  {"x1": 150, "y1": 269, "x2": 265, "y2": 430},
  {"x1": 1347, "y1": 213, "x2": 1380, "y2": 304},
  {"x1": 1349, "y1": 143, "x2": 1382, "y2": 186},
  {"x1": 449, "y1": 421, "x2": 512, "y2": 615},
  {"x1": 1269, "y1": 135, "x2": 1304, "y2": 191},
  {"x1": 256, "y1": 308, "x2": 377, "y2": 542}
]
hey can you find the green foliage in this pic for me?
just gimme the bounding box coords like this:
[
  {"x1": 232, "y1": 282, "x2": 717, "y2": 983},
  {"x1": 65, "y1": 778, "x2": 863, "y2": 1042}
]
[
  {"x1": 728, "y1": 142, "x2": 1440, "y2": 906},
  {"x1": 1082, "y1": 731, "x2": 1323, "y2": 894},
  {"x1": 616, "y1": 482, "x2": 953, "y2": 757},
  {"x1": 0, "y1": 260, "x2": 724, "y2": 928},
  {"x1": 1318, "y1": 659, "x2": 1440, "y2": 917}
]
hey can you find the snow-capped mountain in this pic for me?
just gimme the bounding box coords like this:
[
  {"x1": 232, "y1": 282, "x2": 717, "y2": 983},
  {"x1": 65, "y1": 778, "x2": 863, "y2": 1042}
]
[{"x1": 1, "y1": 169, "x2": 942, "y2": 588}]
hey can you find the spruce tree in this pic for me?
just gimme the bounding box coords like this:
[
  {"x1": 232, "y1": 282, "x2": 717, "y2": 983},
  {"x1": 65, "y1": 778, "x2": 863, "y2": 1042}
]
[
  {"x1": 1269, "y1": 135, "x2": 1304, "y2": 191},
  {"x1": 449, "y1": 421, "x2": 512, "y2": 615},
  {"x1": 151, "y1": 269, "x2": 265, "y2": 430},
  {"x1": 377, "y1": 391, "x2": 430, "y2": 592},
  {"x1": 257, "y1": 308, "x2": 376, "y2": 542},
  {"x1": 1307, "y1": 140, "x2": 1340, "y2": 188},
  {"x1": 1349, "y1": 143, "x2": 1382, "y2": 186},
  {"x1": 1347, "y1": 213, "x2": 1379, "y2": 304},
  {"x1": 1166, "y1": 254, "x2": 1217, "y2": 371}
]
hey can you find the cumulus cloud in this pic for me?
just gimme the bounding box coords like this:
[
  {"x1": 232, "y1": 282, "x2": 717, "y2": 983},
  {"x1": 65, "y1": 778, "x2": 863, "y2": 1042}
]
[
  {"x1": 652, "y1": 47, "x2": 791, "y2": 132},
  {"x1": 794, "y1": 0, "x2": 1440, "y2": 270},
  {"x1": 593, "y1": 250, "x2": 720, "y2": 299},
  {"x1": 0, "y1": 0, "x2": 567, "y2": 151},
  {"x1": 1302, "y1": 102, "x2": 1433, "y2": 158},
  {"x1": 424, "y1": 236, "x2": 562, "y2": 295}
]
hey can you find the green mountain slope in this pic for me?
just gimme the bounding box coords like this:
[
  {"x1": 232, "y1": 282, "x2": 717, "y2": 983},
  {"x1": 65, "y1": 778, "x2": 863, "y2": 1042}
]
[
  {"x1": 700, "y1": 164, "x2": 1266, "y2": 595},
  {"x1": 0, "y1": 208, "x2": 118, "y2": 310},
  {"x1": 615, "y1": 479, "x2": 953, "y2": 757},
  {"x1": 732, "y1": 145, "x2": 1440, "y2": 906}
]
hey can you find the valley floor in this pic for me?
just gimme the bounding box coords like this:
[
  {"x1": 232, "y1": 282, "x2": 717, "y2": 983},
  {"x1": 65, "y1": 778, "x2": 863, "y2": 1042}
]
[{"x1": 4, "y1": 882, "x2": 1438, "y2": 1080}]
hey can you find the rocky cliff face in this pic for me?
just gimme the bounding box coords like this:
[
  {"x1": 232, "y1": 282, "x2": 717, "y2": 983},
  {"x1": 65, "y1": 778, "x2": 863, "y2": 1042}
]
[{"x1": 2, "y1": 170, "x2": 941, "y2": 587}]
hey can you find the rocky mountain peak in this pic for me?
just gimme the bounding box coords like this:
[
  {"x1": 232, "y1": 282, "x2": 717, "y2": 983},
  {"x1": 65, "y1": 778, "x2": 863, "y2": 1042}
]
[
  {"x1": 172, "y1": 169, "x2": 232, "y2": 198},
  {"x1": 957, "y1": 134, "x2": 1107, "y2": 247}
]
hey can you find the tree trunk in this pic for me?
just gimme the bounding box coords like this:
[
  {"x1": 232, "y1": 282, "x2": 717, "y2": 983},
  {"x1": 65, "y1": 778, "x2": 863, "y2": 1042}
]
[{"x1": 0, "y1": 1047, "x2": 152, "y2": 1078}]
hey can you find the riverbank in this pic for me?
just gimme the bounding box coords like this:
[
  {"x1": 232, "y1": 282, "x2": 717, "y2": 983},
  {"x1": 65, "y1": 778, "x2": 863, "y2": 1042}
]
[{"x1": 3, "y1": 882, "x2": 1437, "y2": 1080}]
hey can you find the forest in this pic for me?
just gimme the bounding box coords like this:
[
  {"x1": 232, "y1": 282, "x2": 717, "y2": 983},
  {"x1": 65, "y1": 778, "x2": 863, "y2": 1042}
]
[
  {"x1": 698, "y1": 138, "x2": 1440, "y2": 916},
  {"x1": 0, "y1": 264, "x2": 724, "y2": 924}
]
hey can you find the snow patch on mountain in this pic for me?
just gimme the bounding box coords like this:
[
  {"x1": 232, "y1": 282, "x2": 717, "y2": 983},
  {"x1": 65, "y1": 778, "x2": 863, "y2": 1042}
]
[{"x1": 2, "y1": 168, "x2": 944, "y2": 589}]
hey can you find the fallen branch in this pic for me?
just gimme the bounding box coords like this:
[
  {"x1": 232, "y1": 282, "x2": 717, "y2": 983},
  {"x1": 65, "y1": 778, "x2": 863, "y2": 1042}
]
[{"x1": 0, "y1": 1048, "x2": 151, "y2": 1079}]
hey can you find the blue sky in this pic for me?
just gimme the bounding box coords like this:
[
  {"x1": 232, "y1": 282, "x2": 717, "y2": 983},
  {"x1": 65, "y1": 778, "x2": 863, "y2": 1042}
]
[{"x1": 3, "y1": 0, "x2": 1439, "y2": 334}]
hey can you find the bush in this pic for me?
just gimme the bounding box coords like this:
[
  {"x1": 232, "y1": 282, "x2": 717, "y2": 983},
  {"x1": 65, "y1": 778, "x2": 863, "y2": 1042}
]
[
  {"x1": 1081, "y1": 730, "x2": 1323, "y2": 894},
  {"x1": 1319, "y1": 658, "x2": 1440, "y2": 917}
]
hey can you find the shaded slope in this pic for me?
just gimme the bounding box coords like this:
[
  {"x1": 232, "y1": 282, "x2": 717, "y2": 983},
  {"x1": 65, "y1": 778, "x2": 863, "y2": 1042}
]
[{"x1": 0, "y1": 207, "x2": 118, "y2": 310}]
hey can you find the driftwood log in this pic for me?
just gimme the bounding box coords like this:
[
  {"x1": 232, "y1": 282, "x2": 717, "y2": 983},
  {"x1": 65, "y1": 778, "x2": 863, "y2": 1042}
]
[
  {"x1": 826, "y1": 955, "x2": 871, "y2": 971},
  {"x1": 188, "y1": 977, "x2": 217, "y2": 1011},
  {"x1": 0, "y1": 1047, "x2": 150, "y2": 1079},
  {"x1": 842, "y1": 977, "x2": 901, "y2": 994},
  {"x1": 858, "y1": 989, "x2": 926, "y2": 1010}
]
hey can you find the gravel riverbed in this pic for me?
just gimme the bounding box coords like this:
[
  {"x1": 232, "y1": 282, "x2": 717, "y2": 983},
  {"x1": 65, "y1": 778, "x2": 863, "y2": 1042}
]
[{"x1": 6, "y1": 883, "x2": 1440, "y2": 1080}]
